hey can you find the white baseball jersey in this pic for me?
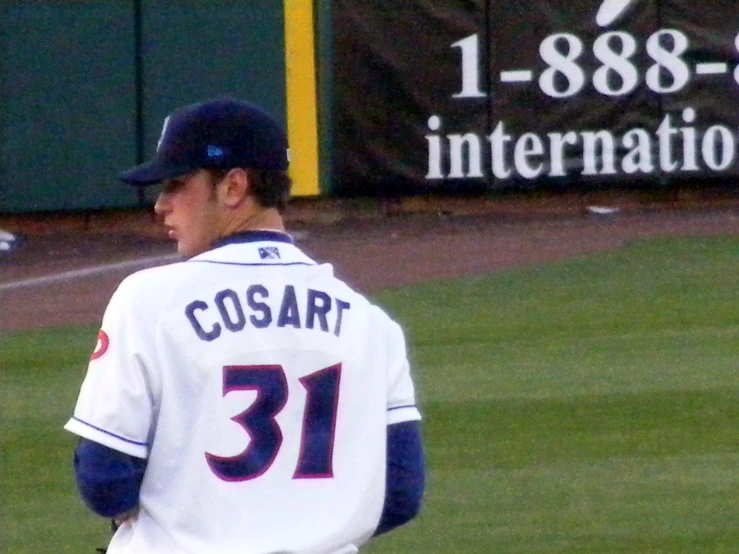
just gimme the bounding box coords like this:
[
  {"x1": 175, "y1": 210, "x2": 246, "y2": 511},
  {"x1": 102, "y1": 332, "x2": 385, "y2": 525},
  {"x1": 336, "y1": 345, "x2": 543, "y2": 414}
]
[{"x1": 64, "y1": 235, "x2": 421, "y2": 554}]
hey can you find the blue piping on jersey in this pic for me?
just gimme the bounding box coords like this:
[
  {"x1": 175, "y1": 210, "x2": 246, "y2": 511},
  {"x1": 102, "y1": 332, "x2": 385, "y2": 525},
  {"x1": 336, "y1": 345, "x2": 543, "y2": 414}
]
[
  {"x1": 212, "y1": 230, "x2": 294, "y2": 248},
  {"x1": 191, "y1": 230, "x2": 308, "y2": 267},
  {"x1": 388, "y1": 404, "x2": 417, "y2": 412},
  {"x1": 187, "y1": 261, "x2": 314, "y2": 268},
  {"x1": 70, "y1": 417, "x2": 148, "y2": 447}
]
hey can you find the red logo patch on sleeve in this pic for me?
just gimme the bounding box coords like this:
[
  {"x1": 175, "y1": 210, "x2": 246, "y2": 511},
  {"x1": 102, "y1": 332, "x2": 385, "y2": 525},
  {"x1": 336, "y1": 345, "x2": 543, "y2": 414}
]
[{"x1": 90, "y1": 330, "x2": 110, "y2": 361}]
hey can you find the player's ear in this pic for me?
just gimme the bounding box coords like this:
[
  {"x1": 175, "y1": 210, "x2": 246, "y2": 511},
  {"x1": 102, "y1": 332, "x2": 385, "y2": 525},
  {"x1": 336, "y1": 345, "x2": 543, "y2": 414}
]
[{"x1": 218, "y1": 168, "x2": 249, "y2": 208}]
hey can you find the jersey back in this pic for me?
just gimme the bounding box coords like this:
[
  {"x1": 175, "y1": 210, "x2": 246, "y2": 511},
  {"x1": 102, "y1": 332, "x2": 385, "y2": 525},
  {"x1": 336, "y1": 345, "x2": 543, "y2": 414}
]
[{"x1": 65, "y1": 238, "x2": 421, "y2": 554}]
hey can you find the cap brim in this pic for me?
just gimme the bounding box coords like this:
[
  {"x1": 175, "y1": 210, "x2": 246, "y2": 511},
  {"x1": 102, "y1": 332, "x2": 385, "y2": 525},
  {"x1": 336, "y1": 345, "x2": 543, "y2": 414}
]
[{"x1": 119, "y1": 158, "x2": 196, "y2": 186}]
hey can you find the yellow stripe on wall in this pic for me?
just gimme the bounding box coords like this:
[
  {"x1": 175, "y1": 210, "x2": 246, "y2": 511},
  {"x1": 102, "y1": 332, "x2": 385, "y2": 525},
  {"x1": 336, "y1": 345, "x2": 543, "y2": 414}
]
[{"x1": 284, "y1": 0, "x2": 320, "y2": 196}]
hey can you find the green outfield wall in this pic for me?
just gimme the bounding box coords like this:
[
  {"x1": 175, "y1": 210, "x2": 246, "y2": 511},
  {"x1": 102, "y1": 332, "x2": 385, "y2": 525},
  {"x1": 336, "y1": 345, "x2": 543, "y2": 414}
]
[{"x1": 0, "y1": 0, "x2": 312, "y2": 213}]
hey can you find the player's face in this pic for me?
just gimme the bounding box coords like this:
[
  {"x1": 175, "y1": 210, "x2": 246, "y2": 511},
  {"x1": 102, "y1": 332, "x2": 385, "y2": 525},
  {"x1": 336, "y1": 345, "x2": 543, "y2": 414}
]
[{"x1": 154, "y1": 170, "x2": 223, "y2": 257}]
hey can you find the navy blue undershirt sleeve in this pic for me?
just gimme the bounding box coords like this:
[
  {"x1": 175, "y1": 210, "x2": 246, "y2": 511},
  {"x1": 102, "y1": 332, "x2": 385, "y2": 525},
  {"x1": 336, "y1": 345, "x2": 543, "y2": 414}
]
[
  {"x1": 74, "y1": 423, "x2": 424, "y2": 528},
  {"x1": 73, "y1": 438, "x2": 147, "y2": 518},
  {"x1": 373, "y1": 420, "x2": 425, "y2": 536}
]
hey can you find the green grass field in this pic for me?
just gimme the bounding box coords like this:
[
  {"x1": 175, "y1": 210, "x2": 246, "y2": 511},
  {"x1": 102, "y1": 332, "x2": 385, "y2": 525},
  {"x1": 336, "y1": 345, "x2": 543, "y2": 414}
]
[{"x1": 2, "y1": 236, "x2": 739, "y2": 553}]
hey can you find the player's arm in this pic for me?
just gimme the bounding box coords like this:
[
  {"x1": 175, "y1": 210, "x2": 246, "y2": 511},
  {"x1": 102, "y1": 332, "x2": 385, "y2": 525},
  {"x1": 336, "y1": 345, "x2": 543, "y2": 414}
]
[
  {"x1": 64, "y1": 274, "x2": 159, "y2": 518},
  {"x1": 373, "y1": 420, "x2": 425, "y2": 536},
  {"x1": 73, "y1": 438, "x2": 147, "y2": 518},
  {"x1": 373, "y1": 311, "x2": 426, "y2": 536}
]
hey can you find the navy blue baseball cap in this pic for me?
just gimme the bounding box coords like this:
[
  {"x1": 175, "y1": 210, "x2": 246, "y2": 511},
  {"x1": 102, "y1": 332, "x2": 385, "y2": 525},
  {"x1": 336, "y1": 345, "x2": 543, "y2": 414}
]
[{"x1": 119, "y1": 97, "x2": 289, "y2": 186}]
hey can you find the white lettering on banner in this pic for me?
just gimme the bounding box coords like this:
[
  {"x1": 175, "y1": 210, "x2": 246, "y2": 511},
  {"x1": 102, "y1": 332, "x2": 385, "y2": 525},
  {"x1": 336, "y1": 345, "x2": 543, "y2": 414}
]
[
  {"x1": 514, "y1": 134, "x2": 545, "y2": 179},
  {"x1": 548, "y1": 132, "x2": 578, "y2": 176},
  {"x1": 539, "y1": 34, "x2": 586, "y2": 98},
  {"x1": 447, "y1": 132, "x2": 484, "y2": 178},
  {"x1": 425, "y1": 116, "x2": 444, "y2": 179},
  {"x1": 592, "y1": 32, "x2": 638, "y2": 96},
  {"x1": 425, "y1": 110, "x2": 737, "y2": 180},
  {"x1": 436, "y1": 17, "x2": 739, "y2": 182},
  {"x1": 490, "y1": 123, "x2": 512, "y2": 179},
  {"x1": 454, "y1": 29, "x2": 703, "y2": 100},
  {"x1": 656, "y1": 115, "x2": 679, "y2": 172},
  {"x1": 703, "y1": 126, "x2": 735, "y2": 170},
  {"x1": 681, "y1": 109, "x2": 699, "y2": 171},
  {"x1": 621, "y1": 129, "x2": 654, "y2": 174},
  {"x1": 645, "y1": 30, "x2": 690, "y2": 94},
  {"x1": 582, "y1": 131, "x2": 617, "y2": 175},
  {"x1": 451, "y1": 34, "x2": 487, "y2": 99},
  {"x1": 597, "y1": 0, "x2": 636, "y2": 28}
]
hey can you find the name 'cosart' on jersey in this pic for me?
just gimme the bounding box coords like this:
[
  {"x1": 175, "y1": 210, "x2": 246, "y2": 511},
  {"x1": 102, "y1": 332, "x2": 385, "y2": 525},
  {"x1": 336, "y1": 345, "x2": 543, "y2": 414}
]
[{"x1": 185, "y1": 284, "x2": 352, "y2": 342}]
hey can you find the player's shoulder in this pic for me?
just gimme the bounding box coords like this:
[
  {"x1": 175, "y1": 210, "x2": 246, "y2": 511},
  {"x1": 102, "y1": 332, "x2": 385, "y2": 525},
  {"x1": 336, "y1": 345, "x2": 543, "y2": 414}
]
[
  {"x1": 97, "y1": 261, "x2": 198, "y2": 330},
  {"x1": 369, "y1": 302, "x2": 404, "y2": 337},
  {"x1": 113, "y1": 260, "x2": 195, "y2": 301},
  {"x1": 337, "y1": 281, "x2": 402, "y2": 333},
  {"x1": 319, "y1": 270, "x2": 372, "y2": 308},
  {"x1": 124, "y1": 259, "x2": 192, "y2": 284}
]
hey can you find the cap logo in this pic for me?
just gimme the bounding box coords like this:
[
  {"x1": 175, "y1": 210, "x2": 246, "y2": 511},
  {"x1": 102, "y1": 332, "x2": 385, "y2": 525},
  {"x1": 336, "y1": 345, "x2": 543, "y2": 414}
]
[
  {"x1": 157, "y1": 116, "x2": 171, "y2": 152},
  {"x1": 207, "y1": 145, "x2": 225, "y2": 158}
]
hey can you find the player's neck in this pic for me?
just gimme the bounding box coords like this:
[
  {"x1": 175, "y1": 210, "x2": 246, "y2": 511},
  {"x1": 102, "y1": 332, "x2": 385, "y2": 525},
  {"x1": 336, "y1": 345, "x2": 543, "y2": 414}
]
[{"x1": 220, "y1": 206, "x2": 286, "y2": 238}]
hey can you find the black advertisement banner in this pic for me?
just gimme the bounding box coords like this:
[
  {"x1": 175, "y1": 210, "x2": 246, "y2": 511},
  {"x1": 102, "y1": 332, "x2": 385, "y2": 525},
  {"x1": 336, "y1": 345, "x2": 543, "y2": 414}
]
[{"x1": 331, "y1": 0, "x2": 739, "y2": 196}]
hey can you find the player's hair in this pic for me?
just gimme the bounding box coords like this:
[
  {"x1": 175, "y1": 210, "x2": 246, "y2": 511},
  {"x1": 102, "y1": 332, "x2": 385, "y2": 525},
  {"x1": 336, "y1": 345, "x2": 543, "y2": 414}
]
[{"x1": 209, "y1": 168, "x2": 292, "y2": 213}]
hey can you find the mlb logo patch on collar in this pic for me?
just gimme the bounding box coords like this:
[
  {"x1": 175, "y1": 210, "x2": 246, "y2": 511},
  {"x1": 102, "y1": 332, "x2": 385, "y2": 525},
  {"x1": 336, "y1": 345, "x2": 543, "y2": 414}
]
[{"x1": 259, "y1": 247, "x2": 281, "y2": 260}]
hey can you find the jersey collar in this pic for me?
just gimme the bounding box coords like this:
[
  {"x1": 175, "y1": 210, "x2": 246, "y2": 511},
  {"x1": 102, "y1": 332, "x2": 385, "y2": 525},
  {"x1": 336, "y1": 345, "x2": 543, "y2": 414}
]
[
  {"x1": 213, "y1": 230, "x2": 294, "y2": 248},
  {"x1": 193, "y1": 229, "x2": 315, "y2": 266}
]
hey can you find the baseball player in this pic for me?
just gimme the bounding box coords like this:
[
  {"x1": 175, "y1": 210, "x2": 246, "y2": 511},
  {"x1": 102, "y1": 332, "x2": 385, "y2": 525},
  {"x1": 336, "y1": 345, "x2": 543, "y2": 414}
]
[{"x1": 64, "y1": 98, "x2": 425, "y2": 554}]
